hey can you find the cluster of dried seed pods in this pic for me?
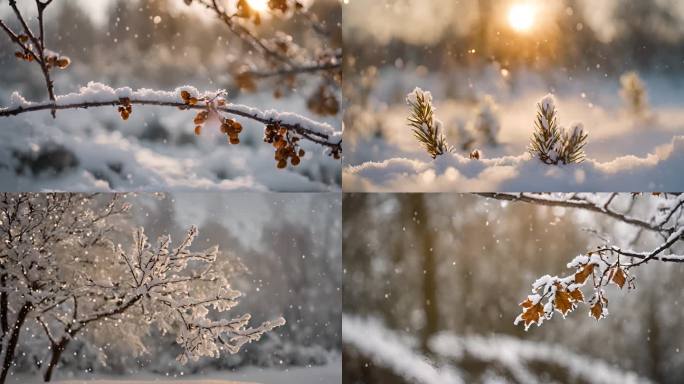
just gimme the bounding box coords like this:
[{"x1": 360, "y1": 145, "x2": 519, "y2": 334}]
[
  {"x1": 118, "y1": 97, "x2": 133, "y2": 120},
  {"x1": 180, "y1": 90, "x2": 199, "y2": 106},
  {"x1": 44, "y1": 52, "x2": 71, "y2": 69},
  {"x1": 220, "y1": 118, "x2": 243, "y2": 144},
  {"x1": 193, "y1": 110, "x2": 209, "y2": 135},
  {"x1": 265, "y1": 123, "x2": 305, "y2": 168},
  {"x1": 13, "y1": 35, "x2": 70, "y2": 69},
  {"x1": 307, "y1": 84, "x2": 339, "y2": 116}
]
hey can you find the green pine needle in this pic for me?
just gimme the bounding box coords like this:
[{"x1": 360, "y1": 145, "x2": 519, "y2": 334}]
[{"x1": 406, "y1": 89, "x2": 451, "y2": 159}]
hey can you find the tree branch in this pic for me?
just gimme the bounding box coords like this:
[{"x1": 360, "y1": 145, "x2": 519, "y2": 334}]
[
  {"x1": 5, "y1": 0, "x2": 57, "y2": 117},
  {"x1": 0, "y1": 97, "x2": 342, "y2": 152},
  {"x1": 243, "y1": 59, "x2": 341, "y2": 79},
  {"x1": 478, "y1": 193, "x2": 667, "y2": 232}
]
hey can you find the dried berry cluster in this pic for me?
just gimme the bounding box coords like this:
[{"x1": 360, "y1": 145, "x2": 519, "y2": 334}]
[
  {"x1": 193, "y1": 110, "x2": 209, "y2": 136},
  {"x1": 44, "y1": 52, "x2": 71, "y2": 70},
  {"x1": 221, "y1": 118, "x2": 243, "y2": 145},
  {"x1": 307, "y1": 84, "x2": 340, "y2": 116},
  {"x1": 265, "y1": 124, "x2": 305, "y2": 168},
  {"x1": 13, "y1": 35, "x2": 70, "y2": 69},
  {"x1": 118, "y1": 97, "x2": 133, "y2": 120},
  {"x1": 181, "y1": 90, "x2": 199, "y2": 106}
]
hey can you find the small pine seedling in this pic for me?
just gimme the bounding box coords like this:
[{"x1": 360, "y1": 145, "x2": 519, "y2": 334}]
[
  {"x1": 406, "y1": 87, "x2": 452, "y2": 159},
  {"x1": 620, "y1": 71, "x2": 649, "y2": 118},
  {"x1": 528, "y1": 94, "x2": 588, "y2": 165}
]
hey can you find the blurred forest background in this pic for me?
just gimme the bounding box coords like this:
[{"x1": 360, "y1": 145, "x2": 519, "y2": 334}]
[
  {"x1": 10, "y1": 193, "x2": 341, "y2": 382},
  {"x1": 343, "y1": 0, "x2": 684, "y2": 167},
  {"x1": 343, "y1": 193, "x2": 684, "y2": 384}
]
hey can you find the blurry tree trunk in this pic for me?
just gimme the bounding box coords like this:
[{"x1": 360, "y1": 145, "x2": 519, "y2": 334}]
[
  {"x1": 42, "y1": 337, "x2": 71, "y2": 382},
  {"x1": 406, "y1": 195, "x2": 438, "y2": 353},
  {"x1": 646, "y1": 291, "x2": 662, "y2": 383},
  {"x1": 0, "y1": 302, "x2": 31, "y2": 384},
  {"x1": 477, "y1": 0, "x2": 492, "y2": 59}
]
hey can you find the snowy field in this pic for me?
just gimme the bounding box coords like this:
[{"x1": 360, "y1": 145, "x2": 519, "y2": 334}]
[
  {"x1": 8, "y1": 361, "x2": 341, "y2": 384},
  {"x1": 343, "y1": 67, "x2": 684, "y2": 191}
]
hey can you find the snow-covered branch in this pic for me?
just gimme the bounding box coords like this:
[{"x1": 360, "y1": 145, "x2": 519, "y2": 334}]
[
  {"x1": 478, "y1": 193, "x2": 680, "y2": 233},
  {"x1": 0, "y1": 194, "x2": 284, "y2": 382},
  {"x1": 1, "y1": 83, "x2": 342, "y2": 162},
  {"x1": 487, "y1": 193, "x2": 684, "y2": 329}
]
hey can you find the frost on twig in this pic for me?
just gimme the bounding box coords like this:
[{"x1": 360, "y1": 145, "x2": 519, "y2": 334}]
[
  {"x1": 0, "y1": 193, "x2": 285, "y2": 382},
  {"x1": 406, "y1": 87, "x2": 452, "y2": 159},
  {"x1": 528, "y1": 94, "x2": 588, "y2": 165},
  {"x1": 114, "y1": 226, "x2": 286, "y2": 364}
]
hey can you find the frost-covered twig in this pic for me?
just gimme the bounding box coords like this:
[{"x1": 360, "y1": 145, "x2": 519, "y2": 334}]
[
  {"x1": 1, "y1": 194, "x2": 284, "y2": 382},
  {"x1": 478, "y1": 193, "x2": 683, "y2": 233},
  {"x1": 406, "y1": 88, "x2": 452, "y2": 159},
  {"x1": 0, "y1": 83, "x2": 342, "y2": 164}
]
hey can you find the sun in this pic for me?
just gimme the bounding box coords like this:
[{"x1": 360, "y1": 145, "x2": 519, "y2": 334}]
[
  {"x1": 246, "y1": 0, "x2": 270, "y2": 12},
  {"x1": 507, "y1": 3, "x2": 536, "y2": 33}
]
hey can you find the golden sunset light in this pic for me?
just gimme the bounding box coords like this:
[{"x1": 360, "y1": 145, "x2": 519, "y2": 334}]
[
  {"x1": 507, "y1": 3, "x2": 536, "y2": 32},
  {"x1": 246, "y1": 0, "x2": 269, "y2": 12}
]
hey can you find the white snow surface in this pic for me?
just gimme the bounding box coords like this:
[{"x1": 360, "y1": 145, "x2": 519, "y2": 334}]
[
  {"x1": 343, "y1": 316, "x2": 463, "y2": 384},
  {"x1": 8, "y1": 361, "x2": 340, "y2": 384},
  {"x1": 343, "y1": 315, "x2": 651, "y2": 384},
  {"x1": 343, "y1": 135, "x2": 684, "y2": 192}
]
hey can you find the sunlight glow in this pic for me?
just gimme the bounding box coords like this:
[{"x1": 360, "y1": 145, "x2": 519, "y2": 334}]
[
  {"x1": 246, "y1": 0, "x2": 270, "y2": 12},
  {"x1": 507, "y1": 3, "x2": 536, "y2": 33}
]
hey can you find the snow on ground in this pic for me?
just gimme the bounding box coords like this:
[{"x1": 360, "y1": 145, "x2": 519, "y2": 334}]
[
  {"x1": 0, "y1": 84, "x2": 341, "y2": 192},
  {"x1": 344, "y1": 135, "x2": 684, "y2": 192},
  {"x1": 343, "y1": 315, "x2": 650, "y2": 384},
  {"x1": 8, "y1": 361, "x2": 341, "y2": 384},
  {"x1": 342, "y1": 316, "x2": 463, "y2": 384},
  {"x1": 344, "y1": 67, "x2": 684, "y2": 191}
]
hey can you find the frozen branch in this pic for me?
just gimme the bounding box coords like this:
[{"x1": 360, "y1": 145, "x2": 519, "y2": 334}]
[
  {"x1": 478, "y1": 193, "x2": 680, "y2": 233},
  {"x1": 0, "y1": 84, "x2": 342, "y2": 157},
  {"x1": 497, "y1": 193, "x2": 684, "y2": 330}
]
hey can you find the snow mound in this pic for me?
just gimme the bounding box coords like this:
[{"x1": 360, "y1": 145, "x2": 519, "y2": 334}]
[
  {"x1": 343, "y1": 316, "x2": 463, "y2": 384},
  {"x1": 343, "y1": 135, "x2": 684, "y2": 192},
  {"x1": 344, "y1": 315, "x2": 651, "y2": 384}
]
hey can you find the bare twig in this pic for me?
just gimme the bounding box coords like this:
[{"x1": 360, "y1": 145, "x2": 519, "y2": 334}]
[
  {"x1": 243, "y1": 57, "x2": 341, "y2": 79},
  {"x1": 3, "y1": 0, "x2": 57, "y2": 117}
]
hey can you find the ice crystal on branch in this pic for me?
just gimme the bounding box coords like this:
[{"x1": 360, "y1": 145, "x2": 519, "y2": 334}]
[
  {"x1": 528, "y1": 94, "x2": 588, "y2": 165},
  {"x1": 406, "y1": 87, "x2": 452, "y2": 159}
]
